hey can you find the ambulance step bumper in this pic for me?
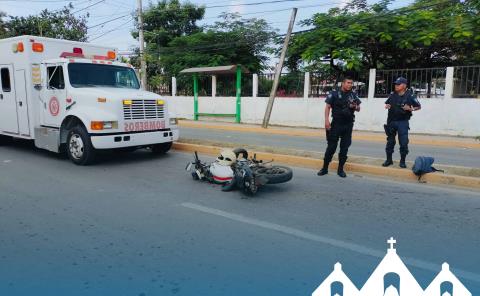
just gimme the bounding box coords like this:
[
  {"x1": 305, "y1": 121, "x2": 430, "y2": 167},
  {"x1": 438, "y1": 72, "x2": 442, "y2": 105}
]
[
  {"x1": 34, "y1": 127, "x2": 60, "y2": 153},
  {"x1": 90, "y1": 129, "x2": 179, "y2": 149}
]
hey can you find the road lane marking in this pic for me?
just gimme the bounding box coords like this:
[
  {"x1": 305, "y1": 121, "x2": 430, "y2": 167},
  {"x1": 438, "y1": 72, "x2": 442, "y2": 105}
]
[{"x1": 181, "y1": 202, "x2": 480, "y2": 284}]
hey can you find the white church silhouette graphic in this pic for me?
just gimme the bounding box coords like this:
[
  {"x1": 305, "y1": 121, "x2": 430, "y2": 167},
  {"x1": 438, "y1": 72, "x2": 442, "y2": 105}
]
[{"x1": 312, "y1": 237, "x2": 471, "y2": 296}]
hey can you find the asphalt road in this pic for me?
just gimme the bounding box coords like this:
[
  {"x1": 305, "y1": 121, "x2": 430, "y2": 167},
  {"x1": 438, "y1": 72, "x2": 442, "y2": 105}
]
[
  {"x1": 0, "y1": 141, "x2": 479, "y2": 296},
  {"x1": 179, "y1": 127, "x2": 480, "y2": 168}
]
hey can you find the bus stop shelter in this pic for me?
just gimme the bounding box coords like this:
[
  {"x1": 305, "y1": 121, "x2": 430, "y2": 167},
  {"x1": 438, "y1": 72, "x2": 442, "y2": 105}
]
[{"x1": 180, "y1": 65, "x2": 248, "y2": 123}]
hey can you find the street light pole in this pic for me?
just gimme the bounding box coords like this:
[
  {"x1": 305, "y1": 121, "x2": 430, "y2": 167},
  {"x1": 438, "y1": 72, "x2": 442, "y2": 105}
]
[
  {"x1": 262, "y1": 8, "x2": 297, "y2": 128},
  {"x1": 137, "y1": 0, "x2": 147, "y2": 89}
]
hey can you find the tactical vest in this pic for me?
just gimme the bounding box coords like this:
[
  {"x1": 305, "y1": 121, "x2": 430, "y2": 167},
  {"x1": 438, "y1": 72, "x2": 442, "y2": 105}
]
[
  {"x1": 388, "y1": 92, "x2": 413, "y2": 122},
  {"x1": 331, "y1": 91, "x2": 356, "y2": 123}
]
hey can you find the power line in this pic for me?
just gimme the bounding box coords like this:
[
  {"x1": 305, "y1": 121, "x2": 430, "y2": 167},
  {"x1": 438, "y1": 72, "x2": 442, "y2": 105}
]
[
  {"x1": 87, "y1": 15, "x2": 133, "y2": 36},
  {"x1": 87, "y1": 13, "x2": 131, "y2": 29},
  {"x1": 0, "y1": 0, "x2": 83, "y2": 2},
  {"x1": 87, "y1": 1, "x2": 330, "y2": 37},
  {"x1": 288, "y1": 0, "x2": 467, "y2": 36},
  {"x1": 70, "y1": 0, "x2": 94, "y2": 7},
  {"x1": 91, "y1": 0, "x2": 470, "y2": 52},
  {"x1": 202, "y1": 2, "x2": 344, "y2": 20},
  {"x1": 108, "y1": 0, "x2": 134, "y2": 9},
  {"x1": 115, "y1": 0, "x2": 332, "y2": 14},
  {"x1": 206, "y1": 0, "x2": 307, "y2": 9},
  {"x1": 4, "y1": 0, "x2": 101, "y2": 14},
  {"x1": 82, "y1": 0, "x2": 334, "y2": 36},
  {"x1": 90, "y1": 17, "x2": 134, "y2": 41},
  {"x1": 84, "y1": 1, "x2": 327, "y2": 41},
  {"x1": 89, "y1": 9, "x2": 133, "y2": 18},
  {"x1": 72, "y1": 0, "x2": 106, "y2": 14},
  {"x1": 137, "y1": 0, "x2": 468, "y2": 56}
]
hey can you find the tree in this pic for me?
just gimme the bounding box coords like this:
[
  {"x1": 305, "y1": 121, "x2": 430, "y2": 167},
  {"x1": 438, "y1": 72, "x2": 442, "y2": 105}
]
[
  {"x1": 131, "y1": 0, "x2": 205, "y2": 80},
  {"x1": 0, "y1": 11, "x2": 7, "y2": 38},
  {"x1": 134, "y1": 0, "x2": 205, "y2": 45},
  {"x1": 132, "y1": 0, "x2": 276, "y2": 88},
  {"x1": 4, "y1": 4, "x2": 88, "y2": 41},
  {"x1": 157, "y1": 13, "x2": 276, "y2": 75},
  {"x1": 287, "y1": 0, "x2": 480, "y2": 73}
]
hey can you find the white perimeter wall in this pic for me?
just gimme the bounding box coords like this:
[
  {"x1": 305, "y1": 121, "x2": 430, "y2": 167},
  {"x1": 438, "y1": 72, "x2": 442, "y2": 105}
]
[{"x1": 165, "y1": 96, "x2": 480, "y2": 137}]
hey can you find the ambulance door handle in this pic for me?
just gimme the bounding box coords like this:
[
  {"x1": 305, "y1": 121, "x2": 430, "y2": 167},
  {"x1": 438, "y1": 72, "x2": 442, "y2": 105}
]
[
  {"x1": 19, "y1": 101, "x2": 23, "y2": 107},
  {"x1": 0, "y1": 94, "x2": 3, "y2": 100}
]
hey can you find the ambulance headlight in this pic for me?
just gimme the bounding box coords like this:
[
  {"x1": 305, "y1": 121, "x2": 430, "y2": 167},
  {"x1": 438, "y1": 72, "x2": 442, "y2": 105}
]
[
  {"x1": 103, "y1": 121, "x2": 118, "y2": 129},
  {"x1": 169, "y1": 118, "x2": 178, "y2": 126},
  {"x1": 91, "y1": 121, "x2": 118, "y2": 130}
]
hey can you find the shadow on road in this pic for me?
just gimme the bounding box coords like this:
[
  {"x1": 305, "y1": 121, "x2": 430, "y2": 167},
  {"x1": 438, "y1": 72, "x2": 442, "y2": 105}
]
[{"x1": 0, "y1": 138, "x2": 171, "y2": 166}]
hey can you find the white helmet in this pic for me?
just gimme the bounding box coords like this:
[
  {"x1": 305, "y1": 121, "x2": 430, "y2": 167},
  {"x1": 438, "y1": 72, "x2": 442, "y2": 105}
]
[{"x1": 216, "y1": 149, "x2": 236, "y2": 166}]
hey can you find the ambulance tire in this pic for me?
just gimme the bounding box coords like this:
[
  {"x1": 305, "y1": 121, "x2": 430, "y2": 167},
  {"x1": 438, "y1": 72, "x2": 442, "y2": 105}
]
[
  {"x1": 0, "y1": 135, "x2": 11, "y2": 145},
  {"x1": 66, "y1": 126, "x2": 96, "y2": 165},
  {"x1": 151, "y1": 142, "x2": 172, "y2": 155}
]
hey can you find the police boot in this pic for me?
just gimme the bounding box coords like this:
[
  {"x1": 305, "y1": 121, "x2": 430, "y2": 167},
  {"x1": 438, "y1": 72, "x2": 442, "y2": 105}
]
[
  {"x1": 399, "y1": 154, "x2": 407, "y2": 168},
  {"x1": 382, "y1": 153, "x2": 393, "y2": 167},
  {"x1": 317, "y1": 161, "x2": 329, "y2": 176},
  {"x1": 337, "y1": 157, "x2": 347, "y2": 178}
]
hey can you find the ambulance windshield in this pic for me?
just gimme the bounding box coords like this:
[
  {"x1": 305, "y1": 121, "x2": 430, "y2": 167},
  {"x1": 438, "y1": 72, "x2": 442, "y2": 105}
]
[{"x1": 68, "y1": 63, "x2": 140, "y2": 89}]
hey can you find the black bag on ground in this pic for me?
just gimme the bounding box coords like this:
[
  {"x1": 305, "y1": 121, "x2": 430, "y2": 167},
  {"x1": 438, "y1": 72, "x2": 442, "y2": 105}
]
[{"x1": 412, "y1": 156, "x2": 444, "y2": 180}]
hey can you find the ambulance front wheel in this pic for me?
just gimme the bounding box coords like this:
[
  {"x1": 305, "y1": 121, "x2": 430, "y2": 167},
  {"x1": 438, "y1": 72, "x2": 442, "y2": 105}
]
[
  {"x1": 0, "y1": 135, "x2": 11, "y2": 145},
  {"x1": 67, "y1": 126, "x2": 96, "y2": 165},
  {"x1": 151, "y1": 142, "x2": 172, "y2": 155}
]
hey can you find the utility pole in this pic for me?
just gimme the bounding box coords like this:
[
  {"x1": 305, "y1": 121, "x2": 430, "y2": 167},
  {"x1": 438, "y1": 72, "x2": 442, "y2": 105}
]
[
  {"x1": 137, "y1": 0, "x2": 147, "y2": 89},
  {"x1": 262, "y1": 8, "x2": 297, "y2": 128}
]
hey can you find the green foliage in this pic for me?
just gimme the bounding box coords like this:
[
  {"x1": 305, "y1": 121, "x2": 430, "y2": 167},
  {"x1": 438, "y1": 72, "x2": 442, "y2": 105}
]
[
  {"x1": 130, "y1": 0, "x2": 205, "y2": 80},
  {"x1": 0, "y1": 11, "x2": 7, "y2": 38},
  {"x1": 158, "y1": 13, "x2": 276, "y2": 75},
  {"x1": 287, "y1": 0, "x2": 480, "y2": 72},
  {"x1": 133, "y1": 0, "x2": 204, "y2": 45},
  {"x1": 2, "y1": 5, "x2": 88, "y2": 41},
  {"x1": 258, "y1": 72, "x2": 304, "y2": 97},
  {"x1": 131, "y1": 0, "x2": 276, "y2": 87}
]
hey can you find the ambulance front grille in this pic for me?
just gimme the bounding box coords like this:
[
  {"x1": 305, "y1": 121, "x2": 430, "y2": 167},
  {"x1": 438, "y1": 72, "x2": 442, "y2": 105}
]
[{"x1": 123, "y1": 100, "x2": 165, "y2": 120}]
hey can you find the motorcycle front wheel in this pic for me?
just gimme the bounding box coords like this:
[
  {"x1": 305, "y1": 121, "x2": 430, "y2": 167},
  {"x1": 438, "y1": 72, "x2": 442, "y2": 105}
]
[{"x1": 253, "y1": 166, "x2": 293, "y2": 184}]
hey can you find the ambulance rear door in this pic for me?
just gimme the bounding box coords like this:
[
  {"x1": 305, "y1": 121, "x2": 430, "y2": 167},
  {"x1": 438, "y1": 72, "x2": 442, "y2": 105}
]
[{"x1": 0, "y1": 65, "x2": 19, "y2": 134}]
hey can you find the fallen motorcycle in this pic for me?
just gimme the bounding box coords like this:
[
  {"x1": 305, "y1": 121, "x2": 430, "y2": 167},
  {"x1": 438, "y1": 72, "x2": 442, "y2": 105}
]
[{"x1": 185, "y1": 148, "x2": 293, "y2": 195}]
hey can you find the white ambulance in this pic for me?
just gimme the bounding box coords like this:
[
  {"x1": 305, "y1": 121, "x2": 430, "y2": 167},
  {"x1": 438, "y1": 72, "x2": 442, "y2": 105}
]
[{"x1": 0, "y1": 36, "x2": 178, "y2": 165}]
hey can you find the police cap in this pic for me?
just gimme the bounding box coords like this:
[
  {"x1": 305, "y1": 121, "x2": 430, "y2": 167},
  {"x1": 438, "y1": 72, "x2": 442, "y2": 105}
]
[{"x1": 394, "y1": 77, "x2": 408, "y2": 85}]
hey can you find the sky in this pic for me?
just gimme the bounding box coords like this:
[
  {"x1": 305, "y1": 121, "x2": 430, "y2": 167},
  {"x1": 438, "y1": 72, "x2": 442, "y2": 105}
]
[{"x1": 0, "y1": 0, "x2": 413, "y2": 54}]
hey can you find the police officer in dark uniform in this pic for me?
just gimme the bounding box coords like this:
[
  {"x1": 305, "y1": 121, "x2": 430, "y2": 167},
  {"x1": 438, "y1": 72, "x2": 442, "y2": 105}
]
[
  {"x1": 318, "y1": 76, "x2": 361, "y2": 178},
  {"x1": 382, "y1": 77, "x2": 421, "y2": 168}
]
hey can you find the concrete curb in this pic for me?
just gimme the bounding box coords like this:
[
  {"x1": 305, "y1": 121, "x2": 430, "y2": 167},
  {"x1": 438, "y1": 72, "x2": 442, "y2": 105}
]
[
  {"x1": 177, "y1": 137, "x2": 480, "y2": 178},
  {"x1": 178, "y1": 120, "x2": 480, "y2": 150},
  {"x1": 173, "y1": 142, "x2": 480, "y2": 191}
]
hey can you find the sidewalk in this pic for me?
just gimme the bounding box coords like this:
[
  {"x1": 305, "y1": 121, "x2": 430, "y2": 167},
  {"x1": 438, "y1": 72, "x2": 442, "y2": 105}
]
[{"x1": 178, "y1": 120, "x2": 480, "y2": 150}]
